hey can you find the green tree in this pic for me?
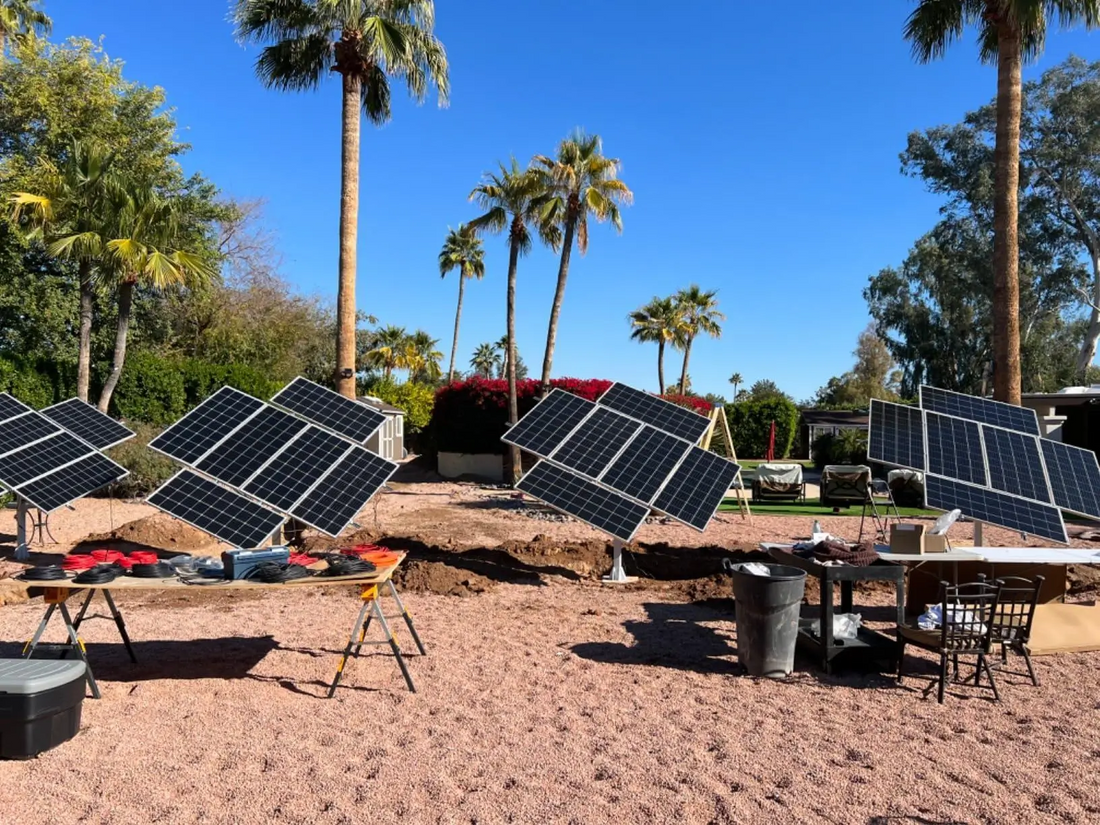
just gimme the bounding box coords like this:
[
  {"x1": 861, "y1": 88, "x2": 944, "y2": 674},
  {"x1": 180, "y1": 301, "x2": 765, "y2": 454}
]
[
  {"x1": 234, "y1": 0, "x2": 449, "y2": 398},
  {"x1": 812, "y1": 324, "x2": 901, "y2": 409},
  {"x1": 469, "y1": 159, "x2": 549, "y2": 483},
  {"x1": 628, "y1": 296, "x2": 684, "y2": 394},
  {"x1": 438, "y1": 224, "x2": 484, "y2": 383},
  {"x1": 533, "y1": 130, "x2": 632, "y2": 395},
  {"x1": 674, "y1": 285, "x2": 724, "y2": 394},
  {"x1": 746, "y1": 379, "x2": 791, "y2": 402},
  {"x1": 904, "y1": 0, "x2": 1100, "y2": 404},
  {"x1": 728, "y1": 372, "x2": 743, "y2": 400},
  {"x1": 470, "y1": 342, "x2": 500, "y2": 378},
  {"x1": 365, "y1": 323, "x2": 408, "y2": 380},
  {"x1": 404, "y1": 329, "x2": 442, "y2": 383},
  {"x1": 493, "y1": 335, "x2": 528, "y2": 380},
  {"x1": 0, "y1": 0, "x2": 49, "y2": 58}
]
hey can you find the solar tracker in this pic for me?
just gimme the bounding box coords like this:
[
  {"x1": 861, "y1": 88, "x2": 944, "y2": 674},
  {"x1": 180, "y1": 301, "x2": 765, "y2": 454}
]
[
  {"x1": 271, "y1": 377, "x2": 385, "y2": 443},
  {"x1": 925, "y1": 474, "x2": 1068, "y2": 545},
  {"x1": 16, "y1": 453, "x2": 128, "y2": 513},
  {"x1": 0, "y1": 412, "x2": 63, "y2": 457},
  {"x1": 147, "y1": 470, "x2": 285, "y2": 549},
  {"x1": 194, "y1": 405, "x2": 307, "y2": 488},
  {"x1": 920, "y1": 385, "x2": 1040, "y2": 436},
  {"x1": 925, "y1": 411, "x2": 987, "y2": 486},
  {"x1": 501, "y1": 390, "x2": 595, "y2": 456},
  {"x1": 290, "y1": 447, "x2": 398, "y2": 536},
  {"x1": 518, "y1": 460, "x2": 650, "y2": 542},
  {"x1": 149, "y1": 386, "x2": 265, "y2": 465},
  {"x1": 550, "y1": 407, "x2": 641, "y2": 478},
  {"x1": 599, "y1": 426, "x2": 692, "y2": 504},
  {"x1": 652, "y1": 447, "x2": 742, "y2": 531},
  {"x1": 41, "y1": 398, "x2": 134, "y2": 449},
  {"x1": 1040, "y1": 439, "x2": 1100, "y2": 520},
  {"x1": 981, "y1": 425, "x2": 1050, "y2": 503},
  {"x1": 0, "y1": 392, "x2": 32, "y2": 423},
  {"x1": 243, "y1": 426, "x2": 352, "y2": 512},
  {"x1": 0, "y1": 431, "x2": 95, "y2": 488},
  {"x1": 597, "y1": 383, "x2": 710, "y2": 443},
  {"x1": 867, "y1": 399, "x2": 925, "y2": 470}
]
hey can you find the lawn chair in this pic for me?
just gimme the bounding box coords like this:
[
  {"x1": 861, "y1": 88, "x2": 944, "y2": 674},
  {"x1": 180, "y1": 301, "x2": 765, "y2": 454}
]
[
  {"x1": 897, "y1": 579, "x2": 1001, "y2": 704},
  {"x1": 887, "y1": 469, "x2": 924, "y2": 508},
  {"x1": 820, "y1": 465, "x2": 871, "y2": 509},
  {"x1": 751, "y1": 463, "x2": 805, "y2": 503},
  {"x1": 990, "y1": 575, "x2": 1044, "y2": 687}
]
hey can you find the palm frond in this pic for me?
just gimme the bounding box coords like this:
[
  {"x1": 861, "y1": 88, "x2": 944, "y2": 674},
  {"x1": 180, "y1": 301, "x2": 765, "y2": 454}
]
[{"x1": 255, "y1": 32, "x2": 334, "y2": 91}]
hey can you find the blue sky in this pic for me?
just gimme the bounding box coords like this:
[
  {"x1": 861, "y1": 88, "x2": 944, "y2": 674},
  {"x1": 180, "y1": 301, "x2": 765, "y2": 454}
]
[{"x1": 47, "y1": 1, "x2": 1100, "y2": 401}]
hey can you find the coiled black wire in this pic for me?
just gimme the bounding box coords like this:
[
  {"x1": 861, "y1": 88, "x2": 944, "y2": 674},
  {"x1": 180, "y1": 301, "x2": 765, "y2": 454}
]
[
  {"x1": 73, "y1": 564, "x2": 122, "y2": 585},
  {"x1": 245, "y1": 562, "x2": 313, "y2": 583},
  {"x1": 318, "y1": 554, "x2": 376, "y2": 577},
  {"x1": 19, "y1": 565, "x2": 68, "y2": 581},
  {"x1": 130, "y1": 561, "x2": 176, "y2": 579}
]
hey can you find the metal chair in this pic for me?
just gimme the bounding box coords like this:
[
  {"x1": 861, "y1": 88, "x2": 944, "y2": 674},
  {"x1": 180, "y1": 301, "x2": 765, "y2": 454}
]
[
  {"x1": 897, "y1": 579, "x2": 1001, "y2": 704},
  {"x1": 989, "y1": 575, "x2": 1043, "y2": 686}
]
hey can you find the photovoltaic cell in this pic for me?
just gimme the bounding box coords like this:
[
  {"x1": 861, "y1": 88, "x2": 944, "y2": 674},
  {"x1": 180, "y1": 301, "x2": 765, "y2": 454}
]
[
  {"x1": 16, "y1": 453, "x2": 127, "y2": 513},
  {"x1": 982, "y1": 425, "x2": 1050, "y2": 503},
  {"x1": 0, "y1": 413, "x2": 63, "y2": 458},
  {"x1": 271, "y1": 377, "x2": 385, "y2": 443},
  {"x1": 150, "y1": 386, "x2": 264, "y2": 465},
  {"x1": 1040, "y1": 440, "x2": 1100, "y2": 520},
  {"x1": 518, "y1": 460, "x2": 649, "y2": 543},
  {"x1": 243, "y1": 426, "x2": 352, "y2": 512},
  {"x1": 147, "y1": 470, "x2": 285, "y2": 549},
  {"x1": 0, "y1": 393, "x2": 31, "y2": 423},
  {"x1": 195, "y1": 406, "x2": 307, "y2": 488},
  {"x1": 501, "y1": 390, "x2": 595, "y2": 456},
  {"x1": 0, "y1": 432, "x2": 94, "y2": 488},
  {"x1": 600, "y1": 426, "x2": 692, "y2": 504},
  {"x1": 925, "y1": 412, "x2": 987, "y2": 486},
  {"x1": 920, "y1": 386, "x2": 1040, "y2": 436},
  {"x1": 925, "y1": 474, "x2": 1067, "y2": 545},
  {"x1": 550, "y1": 407, "x2": 641, "y2": 478},
  {"x1": 867, "y1": 399, "x2": 924, "y2": 470},
  {"x1": 597, "y1": 383, "x2": 710, "y2": 443},
  {"x1": 652, "y1": 447, "x2": 741, "y2": 531},
  {"x1": 41, "y1": 398, "x2": 134, "y2": 449},
  {"x1": 290, "y1": 447, "x2": 397, "y2": 537}
]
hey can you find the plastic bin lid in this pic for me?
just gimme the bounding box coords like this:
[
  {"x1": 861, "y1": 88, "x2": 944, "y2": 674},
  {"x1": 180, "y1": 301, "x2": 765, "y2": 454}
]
[{"x1": 0, "y1": 659, "x2": 86, "y2": 694}]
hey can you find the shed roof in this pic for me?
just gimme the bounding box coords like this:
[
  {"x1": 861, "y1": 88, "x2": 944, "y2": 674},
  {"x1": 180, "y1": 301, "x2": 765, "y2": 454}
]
[
  {"x1": 800, "y1": 409, "x2": 868, "y2": 428},
  {"x1": 358, "y1": 396, "x2": 405, "y2": 415}
]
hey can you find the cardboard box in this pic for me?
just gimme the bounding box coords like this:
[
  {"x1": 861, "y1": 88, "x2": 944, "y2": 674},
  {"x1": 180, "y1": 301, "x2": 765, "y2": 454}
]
[{"x1": 889, "y1": 523, "x2": 948, "y2": 554}]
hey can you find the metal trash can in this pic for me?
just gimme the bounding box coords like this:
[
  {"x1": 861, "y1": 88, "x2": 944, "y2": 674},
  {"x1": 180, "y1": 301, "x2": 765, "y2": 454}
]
[{"x1": 724, "y1": 561, "x2": 807, "y2": 678}]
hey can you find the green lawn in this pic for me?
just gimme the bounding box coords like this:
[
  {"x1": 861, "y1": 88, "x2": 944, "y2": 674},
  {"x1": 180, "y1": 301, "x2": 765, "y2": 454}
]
[{"x1": 720, "y1": 497, "x2": 938, "y2": 518}]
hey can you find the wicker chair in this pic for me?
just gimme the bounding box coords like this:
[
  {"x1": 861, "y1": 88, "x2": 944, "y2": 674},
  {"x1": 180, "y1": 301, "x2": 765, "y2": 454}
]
[{"x1": 989, "y1": 575, "x2": 1044, "y2": 687}]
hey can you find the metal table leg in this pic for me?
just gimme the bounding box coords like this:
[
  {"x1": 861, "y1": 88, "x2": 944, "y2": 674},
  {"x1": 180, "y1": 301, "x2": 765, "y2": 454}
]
[{"x1": 386, "y1": 580, "x2": 427, "y2": 655}]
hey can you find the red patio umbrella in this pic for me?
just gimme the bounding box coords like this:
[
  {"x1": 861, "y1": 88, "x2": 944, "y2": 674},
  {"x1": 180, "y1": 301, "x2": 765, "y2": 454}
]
[{"x1": 765, "y1": 420, "x2": 777, "y2": 462}]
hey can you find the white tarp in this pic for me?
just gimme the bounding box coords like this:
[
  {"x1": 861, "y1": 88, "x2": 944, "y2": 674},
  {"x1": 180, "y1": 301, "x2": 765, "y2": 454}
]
[
  {"x1": 888, "y1": 469, "x2": 924, "y2": 484},
  {"x1": 755, "y1": 463, "x2": 803, "y2": 485}
]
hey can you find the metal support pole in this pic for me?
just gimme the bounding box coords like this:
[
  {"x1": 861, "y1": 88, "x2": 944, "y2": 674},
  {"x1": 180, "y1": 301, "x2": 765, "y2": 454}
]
[
  {"x1": 14, "y1": 497, "x2": 28, "y2": 561},
  {"x1": 602, "y1": 538, "x2": 635, "y2": 584},
  {"x1": 386, "y1": 579, "x2": 427, "y2": 655},
  {"x1": 974, "y1": 521, "x2": 985, "y2": 548}
]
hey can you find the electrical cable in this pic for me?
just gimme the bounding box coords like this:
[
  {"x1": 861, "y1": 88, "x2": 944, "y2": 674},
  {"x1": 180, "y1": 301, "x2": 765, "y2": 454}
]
[
  {"x1": 129, "y1": 561, "x2": 176, "y2": 579},
  {"x1": 245, "y1": 562, "x2": 313, "y2": 583},
  {"x1": 178, "y1": 574, "x2": 231, "y2": 586},
  {"x1": 19, "y1": 565, "x2": 69, "y2": 581},
  {"x1": 73, "y1": 564, "x2": 122, "y2": 585},
  {"x1": 62, "y1": 554, "x2": 99, "y2": 571},
  {"x1": 318, "y1": 554, "x2": 376, "y2": 577}
]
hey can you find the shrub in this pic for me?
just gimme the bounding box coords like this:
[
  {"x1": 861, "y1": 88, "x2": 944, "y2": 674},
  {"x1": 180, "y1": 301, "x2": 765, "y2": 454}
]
[
  {"x1": 362, "y1": 378, "x2": 435, "y2": 434},
  {"x1": 0, "y1": 357, "x2": 59, "y2": 407},
  {"x1": 661, "y1": 393, "x2": 713, "y2": 415},
  {"x1": 110, "y1": 351, "x2": 188, "y2": 425},
  {"x1": 811, "y1": 429, "x2": 869, "y2": 469},
  {"x1": 107, "y1": 423, "x2": 176, "y2": 497},
  {"x1": 727, "y1": 396, "x2": 800, "y2": 459}
]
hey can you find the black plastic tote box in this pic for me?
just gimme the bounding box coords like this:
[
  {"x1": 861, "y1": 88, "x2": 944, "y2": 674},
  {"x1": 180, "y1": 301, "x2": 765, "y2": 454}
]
[{"x1": 0, "y1": 659, "x2": 86, "y2": 759}]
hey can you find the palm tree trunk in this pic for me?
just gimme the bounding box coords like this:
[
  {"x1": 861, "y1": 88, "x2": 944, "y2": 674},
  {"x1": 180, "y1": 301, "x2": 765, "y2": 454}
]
[
  {"x1": 506, "y1": 235, "x2": 521, "y2": 485},
  {"x1": 97, "y1": 280, "x2": 133, "y2": 413},
  {"x1": 679, "y1": 337, "x2": 694, "y2": 395},
  {"x1": 335, "y1": 71, "x2": 362, "y2": 399},
  {"x1": 539, "y1": 217, "x2": 576, "y2": 397},
  {"x1": 76, "y1": 260, "x2": 94, "y2": 402},
  {"x1": 448, "y1": 273, "x2": 465, "y2": 383},
  {"x1": 657, "y1": 339, "x2": 665, "y2": 395},
  {"x1": 992, "y1": 23, "x2": 1023, "y2": 404}
]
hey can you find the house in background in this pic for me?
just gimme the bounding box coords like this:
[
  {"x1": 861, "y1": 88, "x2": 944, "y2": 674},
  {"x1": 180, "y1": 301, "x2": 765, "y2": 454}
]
[
  {"x1": 798, "y1": 409, "x2": 868, "y2": 459},
  {"x1": 359, "y1": 396, "x2": 405, "y2": 461},
  {"x1": 1022, "y1": 387, "x2": 1100, "y2": 454}
]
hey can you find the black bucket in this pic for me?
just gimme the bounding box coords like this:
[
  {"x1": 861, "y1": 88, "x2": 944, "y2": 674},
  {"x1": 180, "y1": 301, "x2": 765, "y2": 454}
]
[{"x1": 724, "y1": 561, "x2": 807, "y2": 678}]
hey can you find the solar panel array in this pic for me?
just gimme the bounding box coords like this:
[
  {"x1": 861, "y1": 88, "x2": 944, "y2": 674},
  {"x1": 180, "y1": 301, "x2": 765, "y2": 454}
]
[
  {"x1": 0, "y1": 393, "x2": 128, "y2": 512},
  {"x1": 869, "y1": 385, "x2": 1100, "y2": 543},
  {"x1": 147, "y1": 379, "x2": 398, "y2": 544},
  {"x1": 504, "y1": 383, "x2": 738, "y2": 536},
  {"x1": 41, "y1": 398, "x2": 135, "y2": 449}
]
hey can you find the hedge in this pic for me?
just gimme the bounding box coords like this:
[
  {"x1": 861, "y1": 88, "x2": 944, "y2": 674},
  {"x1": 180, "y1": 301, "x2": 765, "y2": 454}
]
[
  {"x1": 727, "y1": 396, "x2": 800, "y2": 459},
  {"x1": 0, "y1": 357, "x2": 59, "y2": 408}
]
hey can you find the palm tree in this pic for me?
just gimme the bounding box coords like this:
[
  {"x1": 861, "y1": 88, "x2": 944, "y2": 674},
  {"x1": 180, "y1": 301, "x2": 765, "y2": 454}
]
[
  {"x1": 234, "y1": 0, "x2": 449, "y2": 398},
  {"x1": 11, "y1": 142, "x2": 125, "y2": 402},
  {"x1": 365, "y1": 324, "x2": 408, "y2": 380},
  {"x1": 533, "y1": 130, "x2": 633, "y2": 395},
  {"x1": 674, "y1": 285, "x2": 724, "y2": 394},
  {"x1": 98, "y1": 192, "x2": 217, "y2": 412},
  {"x1": 469, "y1": 159, "x2": 552, "y2": 484},
  {"x1": 0, "y1": 0, "x2": 50, "y2": 58},
  {"x1": 905, "y1": 1, "x2": 1100, "y2": 404},
  {"x1": 628, "y1": 296, "x2": 685, "y2": 394},
  {"x1": 406, "y1": 329, "x2": 442, "y2": 383},
  {"x1": 470, "y1": 342, "x2": 500, "y2": 378},
  {"x1": 439, "y1": 224, "x2": 485, "y2": 383},
  {"x1": 729, "y1": 372, "x2": 743, "y2": 400}
]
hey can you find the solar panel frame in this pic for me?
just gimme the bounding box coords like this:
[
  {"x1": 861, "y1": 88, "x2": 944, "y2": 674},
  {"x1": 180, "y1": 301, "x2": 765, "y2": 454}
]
[
  {"x1": 924, "y1": 411, "x2": 988, "y2": 486},
  {"x1": 242, "y1": 426, "x2": 354, "y2": 513},
  {"x1": 549, "y1": 407, "x2": 642, "y2": 479},
  {"x1": 518, "y1": 460, "x2": 650, "y2": 543},
  {"x1": 149, "y1": 386, "x2": 266, "y2": 466},
  {"x1": 15, "y1": 452, "x2": 128, "y2": 513},
  {"x1": 147, "y1": 469, "x2": 286, "y2": 549},
  {"x1": 194, "y1": 405, "x2": 308, "y2": 488},
  {"x1": 867, "y1": 399, "x2": 925, "y2": 470},
  {"x1": 288, "y1": 446, "x2": 398, "y2": 537},
  {"x1": 980, "y1": 424, "x2": 1052, "y2": 504},
  {"x1": 598, "y1": 425, "x2": 693, "y2": 504},
  {"x1": 500, "y1": 389, "x2": 597, "y2": 457},
  {"x1": 0, "y1": 392, "x2": 32, "y2": 423},
  {"x1": 924, "y1": 473, "x2": 1068, "y2": 545},
  {"x1": 597, "y1": 382, "x2": 710, "y2": 443},
  {"x1": 0, "y1": 412, "x2": 64, "y2": 458},
  {"x1": 271, "y1": 376, "x2": 386, "y2": 444},
  {"x1": 1039, "y1": 439, "x2": 1100, "y2": 520},
  {"x1": 920, "y1": 385, "x2": 1040, "y2": 436},
  {"x1": 651, "y1": 447, "x2": 742, "y2": 531},
  {"x1": 41, "y1": 398, "x2": 135, "y2": 449}
]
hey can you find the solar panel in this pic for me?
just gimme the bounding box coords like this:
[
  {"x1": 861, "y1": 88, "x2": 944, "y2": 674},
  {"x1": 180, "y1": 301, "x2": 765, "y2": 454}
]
[
  {"x1": 149, "y1": 386, "x2": 265, "y2": 465},
  {"x1": 0, "y1": 432, "x2": 94, "y2": 488},
  {"x1": 550, "y1": 407, "x2": 641, "y2": 478},
  {"x1": 0, "y1": 392, "x2": 32, "y2": 423},
  {"x1": 501, "y1": 390, "x2": 595, "y2": 456},
  {"x1": 289, "y1": 447, "x2": 397, "y2": 537},
  {"x1": 598, "y1": 383, "x2": 710, "y2": 443},
  {"x1": 16, "y1": 453, "x2": 127, "y2": 513},
  {"x1": 981, "y1": 425, "x2": 1051, "y2": 503},
  {"x1": 271, "y1": 377, "x2": 385, "y2": 443},
  {"x1": 194, "y1": 405, "x2": 307, "y2": 488},
  {"x1": 867, "y1": 399, "x2": 925, "y2": 470},
  {"x1": 41, "y1": 398, "x2": 134, "y2": 449},
  {"x1": 1040, "y1": 440, "x2": 1100, "y2": 519},
  {"x1": 652, "y1": 447, "x2": 741, "y2": 531},
  {"x1": 0, "y1": 412, "x2": 63, "y2": 458},
  {"x1": 518, "y1": 460, "x2": 649, "y2": 542},
  {"x1": 925, "y1": 474, "x2": 1067, "y2": 545},
  {"x1": 925, "y1": 412, "x2": 987, "y2": 486},
  {"x1": 600, "y1": 426, "x2": 692, "y2": 504},
  {"x1": 920, "y1": 386, "x2": 1040, "y2": 436},
  {"x1": 243, "y1": 426, "x2": 352, "y2": 512},
  {"x1": 147, "y1": 470, "x2": 285, "y2": 549}
]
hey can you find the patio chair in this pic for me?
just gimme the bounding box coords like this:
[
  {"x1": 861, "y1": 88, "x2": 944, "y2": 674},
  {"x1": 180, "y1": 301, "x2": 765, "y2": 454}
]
[
  {"x1": 751, "y1": 463, "x2": 805, "y2": 503},
  {"x1": 820, "y1": 464, "x2": 871, "y2": 509},
  {"x1": 896, "y1": 579, "x2": 1001, "y2": 704},
  {"x1": 990, "y1": 575, "x2": 1044, "y2": 687},
  {"x1": 887, "y1": 469, "x2": 924, "y2": 508}
]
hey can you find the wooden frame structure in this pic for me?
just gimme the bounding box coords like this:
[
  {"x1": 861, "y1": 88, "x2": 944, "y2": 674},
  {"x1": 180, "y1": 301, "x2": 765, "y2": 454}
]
[{"x1": 701, "y1": 406, "x2": 751, "y2": 522}]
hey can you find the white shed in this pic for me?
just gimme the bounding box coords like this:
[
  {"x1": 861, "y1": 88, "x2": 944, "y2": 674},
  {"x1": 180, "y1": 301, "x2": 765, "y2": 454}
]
[{"x1": 358, "y1": 396, "x2": 405, "y2": 461}]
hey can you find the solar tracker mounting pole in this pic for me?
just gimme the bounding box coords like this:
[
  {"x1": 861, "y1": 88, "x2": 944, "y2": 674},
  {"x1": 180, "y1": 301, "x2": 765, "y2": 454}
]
[
  {"x1": 603, "y1": 539, "x2": 634, "y2": 584},
  {"x1": 14, "y1": 497, "x2": 28, "y2": 561},
  {"x1": 973, "y1": 521, "x2": 985, "y2": 548}
]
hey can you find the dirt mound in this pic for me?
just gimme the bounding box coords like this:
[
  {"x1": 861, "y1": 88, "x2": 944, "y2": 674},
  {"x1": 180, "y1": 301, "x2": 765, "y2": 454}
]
[
  {"x1": 83, "y1": 513, "x2": 216, "y2": 555},
  {"x1": 393, "y1": 559, "x2": 494, "y2": 596}
]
